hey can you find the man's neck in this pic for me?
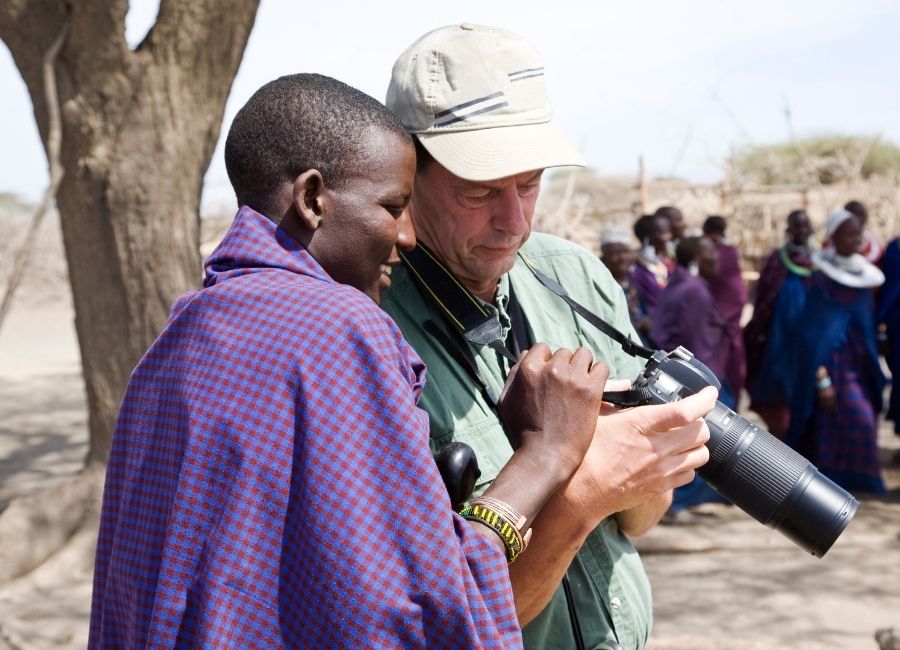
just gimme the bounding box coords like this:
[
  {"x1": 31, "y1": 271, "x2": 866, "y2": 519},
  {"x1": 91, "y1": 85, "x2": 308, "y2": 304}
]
[
  {"x1": 469, "y1": 281, "x2": 499, "y2": 304},
  {"x1": 415, "y1": 234, "x2": 501, "y2": 304}
]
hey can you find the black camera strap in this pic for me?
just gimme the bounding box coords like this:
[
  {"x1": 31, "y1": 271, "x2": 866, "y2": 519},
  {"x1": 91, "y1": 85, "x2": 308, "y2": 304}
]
[
  {"x1": 516, "y1": 253, "x2": 655, "y2": 362},
  {"x1": 399, "y1": 244, "x2": 518, "y2": 365},
  {"x1": 398, "y1": 244, "x2": 656, "y2": 408}
]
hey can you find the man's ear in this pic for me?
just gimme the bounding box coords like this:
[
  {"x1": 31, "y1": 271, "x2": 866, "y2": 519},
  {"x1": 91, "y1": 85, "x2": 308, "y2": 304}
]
[{"x1": 292, "y1": 169, "x2": 328, "y2": 231}]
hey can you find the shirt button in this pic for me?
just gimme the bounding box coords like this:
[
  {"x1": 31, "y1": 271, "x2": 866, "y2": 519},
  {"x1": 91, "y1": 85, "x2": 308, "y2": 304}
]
[{"x1": 610, "y1": 596, "x2": 622, "y2": 609}]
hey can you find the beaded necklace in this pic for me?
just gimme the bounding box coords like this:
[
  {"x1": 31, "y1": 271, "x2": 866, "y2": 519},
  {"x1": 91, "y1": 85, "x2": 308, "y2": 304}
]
[{"x1": 779, "y1": 244, "x2": 814, "y2": 277}]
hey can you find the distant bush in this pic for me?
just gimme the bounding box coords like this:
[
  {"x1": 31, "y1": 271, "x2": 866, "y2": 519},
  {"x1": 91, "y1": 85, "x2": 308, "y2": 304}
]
[
  {"x1": 734, "y1": 135, "x2": 900, "y2": 185},
  {"x1": 0, "y1": 192, "x2": 33, "y2": 216}
]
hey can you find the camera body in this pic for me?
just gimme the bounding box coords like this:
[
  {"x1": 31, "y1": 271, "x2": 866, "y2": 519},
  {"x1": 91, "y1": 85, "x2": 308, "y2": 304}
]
[{"x1": 633, "y1": 346, "x2": 858, "y2": 557}]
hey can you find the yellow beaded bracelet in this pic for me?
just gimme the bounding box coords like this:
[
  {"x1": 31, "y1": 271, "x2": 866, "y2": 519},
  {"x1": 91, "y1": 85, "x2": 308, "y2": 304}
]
[{"x1": 460, "y1": 502, "x2": 527, "y2": 563}]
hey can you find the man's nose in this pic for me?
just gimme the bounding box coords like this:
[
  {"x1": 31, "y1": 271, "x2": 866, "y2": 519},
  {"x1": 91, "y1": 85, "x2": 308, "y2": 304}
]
[
  {"x1": 492, "y1": 186, "x2": 528, "y2": 235},
  {"x1": 396, "y1": 207, "x2": 417, "y2": 251}
]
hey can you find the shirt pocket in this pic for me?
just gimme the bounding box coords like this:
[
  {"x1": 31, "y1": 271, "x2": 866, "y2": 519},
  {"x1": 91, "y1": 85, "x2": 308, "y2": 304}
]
[{"x1": 429, "y1": 414, "x2": 514, "y2": 496}]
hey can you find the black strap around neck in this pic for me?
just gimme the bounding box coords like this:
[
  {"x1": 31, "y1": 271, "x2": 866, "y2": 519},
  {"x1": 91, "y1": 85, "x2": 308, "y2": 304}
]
[
  {"x1": 399, "y1": 244, "x2": 656, "y2": 409},
  {"x1": 517, "y1": 253, "x2": 655, "y2": 361},
  {"x1": 399, "y1": 244, "x2": 517, "y2": 363}
]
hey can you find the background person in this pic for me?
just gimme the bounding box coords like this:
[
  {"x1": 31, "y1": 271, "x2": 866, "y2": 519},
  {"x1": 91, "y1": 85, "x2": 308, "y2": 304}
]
[
  {"x1": 845, "y1": 199, "x2": 883, "y2": 264},
  {"x1": 744, "y1": 209, "x2": 815, "y2": 437},
  {"x1": 878, "y1": 236, "x2": 900, "y2": 445},
  {"x1": 651, "y1": 235, "x2": 732, "y2": 511},
  {"x1": 89, "y1": 73, "x2": 613, "y2": 649},
  {"x1": 601, "y1": 227, "x2": 653, "y2": 346},
  {"x1": 382, "y1": 23, "x2": 715, "y2": 650},
  {"x1": 631, "y1": 213, "x2": 673, "y2": 315},
  {"x1": 652, "y1": 236, "x2": 730, "y2": 398},
  {"x1": 788, "y1": 209, "x2": 886, "y2": 494},
  {"x1": 655, "y1": 205, "x2": 687, "y2": 248},
  {"x1": 702, "y1": 215, "x2": 748, "y2": 409}
]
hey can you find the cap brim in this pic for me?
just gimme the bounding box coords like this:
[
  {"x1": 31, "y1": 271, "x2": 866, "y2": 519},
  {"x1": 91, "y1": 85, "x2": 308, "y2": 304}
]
[{"x1": 416, "y1": 121, "x2": 586, "y2": 181}]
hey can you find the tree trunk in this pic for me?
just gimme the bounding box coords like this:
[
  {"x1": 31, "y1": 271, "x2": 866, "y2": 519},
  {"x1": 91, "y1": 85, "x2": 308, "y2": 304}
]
[{"x1": 0, "y1": 0, "x2": 260, "y2": 463}]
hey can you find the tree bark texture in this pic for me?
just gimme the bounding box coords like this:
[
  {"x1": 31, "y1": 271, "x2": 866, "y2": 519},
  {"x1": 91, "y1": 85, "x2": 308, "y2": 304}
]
[{"x1": 0, "y1": 0, "x2": 260, "y2": 462}]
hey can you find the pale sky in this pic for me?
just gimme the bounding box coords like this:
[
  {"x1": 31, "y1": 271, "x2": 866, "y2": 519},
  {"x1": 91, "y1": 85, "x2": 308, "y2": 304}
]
[{"x1": 2, "y1": 0, "x2": 899, "y2": 210}]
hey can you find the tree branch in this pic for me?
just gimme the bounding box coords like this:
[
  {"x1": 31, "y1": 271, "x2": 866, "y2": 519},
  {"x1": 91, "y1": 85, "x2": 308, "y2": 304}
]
[
  {"x1": 65, "y1": 0, "x2": 129, "y2": 84},
  {"x1": 0, "y1": 18, "x2": 68, "y2": 333},
  {"x1": 146, "y1": 0, "x2": 260, "y2": 94},
  {"x1": 0, "y1": 0, "x2": 67, "y2": 147}
]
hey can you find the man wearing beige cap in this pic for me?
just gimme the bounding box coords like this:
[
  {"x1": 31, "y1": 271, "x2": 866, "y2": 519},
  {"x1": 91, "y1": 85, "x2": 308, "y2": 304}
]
[{"x1": 382, "y1": 24, "x2": 714, "y2": 650}]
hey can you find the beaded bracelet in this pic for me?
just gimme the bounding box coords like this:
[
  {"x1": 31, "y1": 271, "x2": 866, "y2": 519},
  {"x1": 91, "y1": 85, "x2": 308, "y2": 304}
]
[
  {"x1": 472, "y1": 496, "x2": 531, "y2": 545},
  {"x1": 460, "y1": 500, "x2": 531, "y2": 563}
]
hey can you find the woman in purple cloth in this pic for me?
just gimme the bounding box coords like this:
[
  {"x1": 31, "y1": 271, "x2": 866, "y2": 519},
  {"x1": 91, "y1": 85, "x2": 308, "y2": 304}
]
[
  {"x1": 702, "y1": 215, "x2": 748, "y2": 410},
  {"x1": 652, "y1": 236, "x2": 733, "y2": 510},
  {"x1": 787, "y1": 209, "x2": 886, "y2": 494},
  {"x1": 652, "y1": 236, "x2": 731, "y2": 400},
  {"x1": 629, "y1": 213, "x2": 673, "y2": 316},
  {"x1": 743, "y1": 209, "x2": 815, "y2": 437}
]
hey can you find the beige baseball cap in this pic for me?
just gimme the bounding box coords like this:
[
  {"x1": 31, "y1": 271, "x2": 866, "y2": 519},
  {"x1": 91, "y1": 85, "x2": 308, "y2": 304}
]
[{"x1": 386, "y1": 23, "x2": 586, "y2": 181}]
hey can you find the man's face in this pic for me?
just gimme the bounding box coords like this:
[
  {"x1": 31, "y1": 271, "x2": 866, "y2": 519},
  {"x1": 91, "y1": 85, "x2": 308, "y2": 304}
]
[
  {"x1": 833, "y1": 217, "x2": 862, "y2": 257},
  {"x1": 409, "y1": 161, "x2": 542, "y2": 299},
  {"x1": 670, "y1": 210, "x2": 687, "y2": 240},
  {"x1": 697, "y1": 238, "x2": 719, "y2": 279},
  {"x1": 601, "y1": 242, "x2": 634, "y2": 280},
  {"x1": 787, "y1": 212, "x2": 812, "y2": 246},
  {"x1": 650, "y1": 217, "x2": 673, "y2": 252},
  {"x1": 308, "y1": 129, "x2": 416, "y2": 304}
]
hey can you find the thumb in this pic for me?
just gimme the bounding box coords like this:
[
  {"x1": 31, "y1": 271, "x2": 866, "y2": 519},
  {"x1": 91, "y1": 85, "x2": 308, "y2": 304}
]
[
  {"x1": 603, "y1": 378, "x2": 633, "y2": 393},
  {"x1": 636, "y1": 386, "x2": 719, "y2": 432}
]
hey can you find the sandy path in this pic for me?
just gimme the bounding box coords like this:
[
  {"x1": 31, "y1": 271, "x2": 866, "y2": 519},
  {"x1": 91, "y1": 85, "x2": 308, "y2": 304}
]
[{"x1": 1, "y1": 296, "x2": 898, "y2": 649}]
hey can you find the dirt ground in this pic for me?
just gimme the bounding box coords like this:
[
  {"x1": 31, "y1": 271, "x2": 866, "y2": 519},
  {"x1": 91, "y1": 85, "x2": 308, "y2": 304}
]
[{"x1": 1, "y1": 290, "x2": 899, "y2": 649}]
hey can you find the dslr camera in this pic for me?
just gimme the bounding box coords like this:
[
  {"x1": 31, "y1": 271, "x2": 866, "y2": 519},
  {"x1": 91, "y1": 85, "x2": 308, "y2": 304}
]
[{"x1": 634, "y1": 346, "x2": 858, "y2": 557}]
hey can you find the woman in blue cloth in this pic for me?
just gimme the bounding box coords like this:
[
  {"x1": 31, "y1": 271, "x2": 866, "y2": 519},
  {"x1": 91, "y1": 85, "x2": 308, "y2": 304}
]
[
  {"x1": 878, "y1": 237, "x2": 900, "y2": 439},
  {"x1": 744, "y1": 209, "x2": 815, "y2": 437},
  {"x1": 787, "y1": 209, "x2": 887, "y2": 494}
]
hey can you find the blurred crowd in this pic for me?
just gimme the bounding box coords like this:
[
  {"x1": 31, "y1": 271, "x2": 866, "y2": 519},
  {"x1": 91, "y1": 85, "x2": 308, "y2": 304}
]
[{"x1": 600, "y1": 200, "x2": 899, "y2": 510}]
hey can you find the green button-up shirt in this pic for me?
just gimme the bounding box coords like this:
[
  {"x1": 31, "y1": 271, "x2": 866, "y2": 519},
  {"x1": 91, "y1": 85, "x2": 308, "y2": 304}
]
[{"x1": 382, "y1": 232, "x2": 653, "y2": 650}]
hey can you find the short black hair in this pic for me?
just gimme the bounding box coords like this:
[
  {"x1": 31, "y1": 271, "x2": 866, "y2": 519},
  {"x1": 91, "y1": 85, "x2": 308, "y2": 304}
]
[
  {"x1": 225, "y1": 73, "x2": 412, "y2": 216},
  {"x1": 844, "y1": 200, "x2": 868, "y2": 221},
  {"x1": 655, "y1": 206, "x2": 682, "y2": 221},
  {"x1": 633, "y1": 214, "x2": 662, "y2": 241},
  {"x1": 675, "y1": 236, "x2": 705, "y2": 267},
  {"x1": 702, "y1": 215, "x2": 726, "y2": 235},
  {"x1": 413, "y1": 138, "x2": 435, "y2": 174},
  {"x1": 786, "y1": 209, "x2": 808, "y2": 227}
]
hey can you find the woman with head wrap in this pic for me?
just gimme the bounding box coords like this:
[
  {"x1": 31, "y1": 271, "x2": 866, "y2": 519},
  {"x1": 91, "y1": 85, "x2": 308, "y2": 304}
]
[{"x1": 787, "y1": 209, "x2": 886, "y2": 494}]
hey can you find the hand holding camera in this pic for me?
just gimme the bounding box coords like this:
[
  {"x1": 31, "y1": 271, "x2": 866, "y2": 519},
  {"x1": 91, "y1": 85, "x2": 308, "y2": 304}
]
[{"x1": 499, "y1": 343, "x2": 610, "y2": 481}]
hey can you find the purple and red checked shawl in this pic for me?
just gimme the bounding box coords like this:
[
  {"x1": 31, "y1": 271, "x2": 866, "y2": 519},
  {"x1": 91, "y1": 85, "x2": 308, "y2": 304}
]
[{"x1": 89, "y1": 206, "x2": 521, "y2": 649}]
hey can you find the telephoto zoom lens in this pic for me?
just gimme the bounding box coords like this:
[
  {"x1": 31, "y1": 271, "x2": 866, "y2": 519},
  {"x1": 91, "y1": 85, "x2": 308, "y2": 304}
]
[
  {"x1": 699, "y1": 402, "x2": 858, "y2": 558},
  {"x1": 634, "y1": 347, "x2": 858, "y2": 558}
]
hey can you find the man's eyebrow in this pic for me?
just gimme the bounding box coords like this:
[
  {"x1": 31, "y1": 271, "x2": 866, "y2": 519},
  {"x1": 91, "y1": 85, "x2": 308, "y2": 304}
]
[{"x1": 384, "y1": 190, "x2": 411, "y2": 204}]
